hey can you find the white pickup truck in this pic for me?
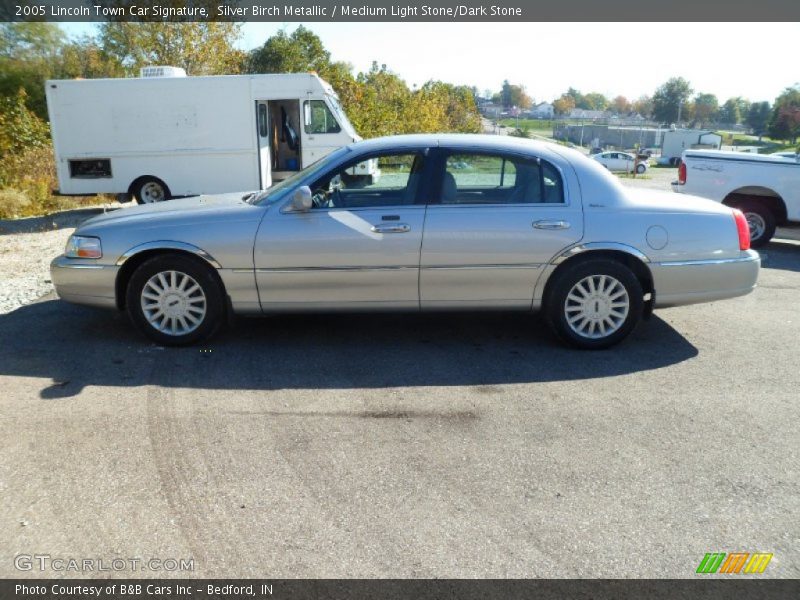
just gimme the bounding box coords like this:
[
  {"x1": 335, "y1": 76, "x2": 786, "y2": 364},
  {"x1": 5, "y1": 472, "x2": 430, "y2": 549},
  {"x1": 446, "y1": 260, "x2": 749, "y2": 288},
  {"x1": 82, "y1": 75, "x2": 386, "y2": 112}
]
[{"x1": 672, "y1": 150, "x2": 800, "y2": 246}]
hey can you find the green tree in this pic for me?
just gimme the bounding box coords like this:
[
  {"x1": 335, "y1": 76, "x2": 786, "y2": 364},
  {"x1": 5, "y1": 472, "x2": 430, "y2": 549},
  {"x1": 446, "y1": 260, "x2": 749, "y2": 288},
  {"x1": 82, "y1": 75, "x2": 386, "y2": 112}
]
[
  {"x1": 582, "y1": 92, "x2": 609, "y2": 111},
  {"x1": 248, "y1": 25, "x2": 330, "y2": 74},
  {"x1": 719, "y1": 97, "x2": 748, "y2": 124},
  {"x1": 652, "y1": 77, "x2": 693, "y2": 124},
  {"x1": 746, "y1": 101, "x2": 771, "y2": 139},
  {"x1": 768, "y1": 86, "x2": 800, "y2": 143},
  {"x1": 0, "y1": 89, "x2": 49, "y2": 166},
  {"x1": 690, "y1": 93, "x2": 719, "y2": 128},
  {"x1": 99, "y1": 22, "x2": 244, "y2": 76},
  {"x1": 0, "y1": 23, "x2": 67, "y2": 118}
]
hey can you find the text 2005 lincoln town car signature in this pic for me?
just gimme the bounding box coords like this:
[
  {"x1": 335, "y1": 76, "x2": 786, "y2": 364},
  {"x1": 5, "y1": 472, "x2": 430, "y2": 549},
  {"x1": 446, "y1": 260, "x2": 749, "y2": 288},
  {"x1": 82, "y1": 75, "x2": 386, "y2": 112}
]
[{"x1": 51, "y1": 135, "x2": 760, "y2": 349}]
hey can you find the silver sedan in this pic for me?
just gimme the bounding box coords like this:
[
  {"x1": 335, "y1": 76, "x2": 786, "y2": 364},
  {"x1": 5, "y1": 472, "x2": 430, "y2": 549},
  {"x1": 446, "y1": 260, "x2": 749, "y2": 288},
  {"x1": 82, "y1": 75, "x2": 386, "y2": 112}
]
[{"x1": 51, "y1": 134, "x2": 760, "y2": 349}]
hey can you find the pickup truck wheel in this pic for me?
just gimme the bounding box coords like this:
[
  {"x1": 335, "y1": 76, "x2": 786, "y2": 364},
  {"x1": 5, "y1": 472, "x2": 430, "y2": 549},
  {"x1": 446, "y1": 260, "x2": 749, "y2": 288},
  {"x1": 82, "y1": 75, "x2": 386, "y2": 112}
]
[
  {"x1": 126, "y1": 254, "x2": 224, "y2": 346},
  {"x1": 545, "y1": 259, "x2": 644, "y2": 350},
  {"x1": 736, "y1": 201, "x2": 776, "y2": 248},
  {"x1": 133, "y1": 177, "x2": 170, "y2": 204}
]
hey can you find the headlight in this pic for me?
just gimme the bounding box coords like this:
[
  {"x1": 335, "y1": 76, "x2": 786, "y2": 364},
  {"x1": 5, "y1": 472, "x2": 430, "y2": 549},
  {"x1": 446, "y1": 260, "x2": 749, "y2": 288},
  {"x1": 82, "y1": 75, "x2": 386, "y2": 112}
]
[{"x1": 65, "y1": 235, "x2": 102, "y2": 259}]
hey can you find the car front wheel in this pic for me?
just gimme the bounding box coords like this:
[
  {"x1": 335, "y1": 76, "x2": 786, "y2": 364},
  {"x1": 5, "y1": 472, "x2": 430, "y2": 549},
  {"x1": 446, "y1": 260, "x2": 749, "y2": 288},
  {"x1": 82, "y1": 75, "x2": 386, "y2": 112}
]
[
  {"x1": 545, "y1": 259, "x2": 644, "y2": 349},
  {"x1": 126, "y1": 254, "x2": 225, "y2": 346}
]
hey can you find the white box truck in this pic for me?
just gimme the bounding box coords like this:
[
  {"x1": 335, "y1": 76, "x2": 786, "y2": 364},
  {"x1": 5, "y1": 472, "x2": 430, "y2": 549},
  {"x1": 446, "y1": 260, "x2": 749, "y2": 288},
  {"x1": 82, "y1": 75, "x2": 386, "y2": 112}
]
[
  {"x1": 657, "y1": 128, "x2": 722, "y2": 166},
  {"x1": 45, "y1": 70, "x2": 376, "y2": 203}
]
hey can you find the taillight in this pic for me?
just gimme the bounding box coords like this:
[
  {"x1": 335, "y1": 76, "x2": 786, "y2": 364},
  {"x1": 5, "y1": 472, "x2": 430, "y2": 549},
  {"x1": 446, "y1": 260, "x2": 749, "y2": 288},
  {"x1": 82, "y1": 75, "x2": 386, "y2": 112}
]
[
  {"x1": 678, "y1": 162, "x2": 687, "y2": 184},
  {"x1": 733, "y1": 209, "x2": 750, "y2": 251}
]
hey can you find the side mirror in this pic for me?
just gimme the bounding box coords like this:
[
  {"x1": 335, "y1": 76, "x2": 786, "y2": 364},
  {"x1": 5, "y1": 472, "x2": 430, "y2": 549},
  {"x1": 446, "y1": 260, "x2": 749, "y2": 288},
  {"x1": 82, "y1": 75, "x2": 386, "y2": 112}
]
[{"x1": 290, "y1": 186, "x2": 312, "y2": 212}]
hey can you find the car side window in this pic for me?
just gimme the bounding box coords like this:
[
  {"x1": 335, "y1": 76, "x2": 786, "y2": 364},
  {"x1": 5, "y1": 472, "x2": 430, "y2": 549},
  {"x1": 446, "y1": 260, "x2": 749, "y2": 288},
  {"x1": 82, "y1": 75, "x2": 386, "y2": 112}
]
[
  {"x1": 440, "y1": 152, "x2": 564, "y2": 205},
  {"x1": 303, "y1": 100, "x2": 341, "y2": 134},
  {"x1": 308, "y1": 152, "x2": 423, "y2": 209}
]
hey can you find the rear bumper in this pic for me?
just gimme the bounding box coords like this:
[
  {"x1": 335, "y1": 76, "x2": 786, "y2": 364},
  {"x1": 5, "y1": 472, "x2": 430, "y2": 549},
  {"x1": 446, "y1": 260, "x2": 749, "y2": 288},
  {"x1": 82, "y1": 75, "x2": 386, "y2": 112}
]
[
  {"x1": 671, "y1": 181, "x2": 683, "y2": 193},
  {"x1": 50, "y1": 256, "x2": 119, "y2": 309},
  {"x1": 651, "y1": 250, "x2": 760, "y2": 308}
]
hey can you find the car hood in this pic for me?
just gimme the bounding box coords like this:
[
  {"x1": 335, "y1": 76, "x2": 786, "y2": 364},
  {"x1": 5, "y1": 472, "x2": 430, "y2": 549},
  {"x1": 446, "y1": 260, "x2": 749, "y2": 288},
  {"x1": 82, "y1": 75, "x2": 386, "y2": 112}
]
[
  {"x1": 622, "y1": 187, "x2": 733, "y2": 216},
  {"x1": 79, "y1": 192, "x2": 258, "y2": 229}
]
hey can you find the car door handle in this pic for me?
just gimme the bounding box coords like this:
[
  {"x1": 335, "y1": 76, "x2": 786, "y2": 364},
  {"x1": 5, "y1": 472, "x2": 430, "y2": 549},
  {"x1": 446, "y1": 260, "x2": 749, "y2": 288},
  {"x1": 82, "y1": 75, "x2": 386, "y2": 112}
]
[
  {"x1": 371, "y1": 223, "x2": 411, "y2": 233},
  {"x1": 533, "y1": 220, "x2": 570, "y2": 230}
]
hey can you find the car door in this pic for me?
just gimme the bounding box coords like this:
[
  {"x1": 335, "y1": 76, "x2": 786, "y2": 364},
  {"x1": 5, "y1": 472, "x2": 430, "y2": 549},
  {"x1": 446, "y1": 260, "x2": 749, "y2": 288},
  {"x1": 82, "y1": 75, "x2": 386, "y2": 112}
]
[
  {"x1": 419, "y1": 148, "x2": 583, "y2": 309},
  {"x1": 253, "y1": 149, "x2": 430, "y2": 310},
  {"x1": 604, "y1": 152, "x2": 620, "y2": 171}
]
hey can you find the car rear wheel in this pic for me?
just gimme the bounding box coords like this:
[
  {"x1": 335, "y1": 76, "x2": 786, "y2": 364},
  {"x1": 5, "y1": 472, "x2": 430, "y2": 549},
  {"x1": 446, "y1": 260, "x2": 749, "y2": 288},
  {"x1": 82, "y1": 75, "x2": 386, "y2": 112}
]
[
  {"x1": 735, "y1": 200, "x2": 775, "y2": 248},
  {"x1": 545, "y1": 259, "x2": 644, "y2": 349},
  {"x1": 126, "y1": 254, "x2": 225, "y2": 346},
  {"x1": 636, "y1": 163, "x2": 647, "y2": 174}
]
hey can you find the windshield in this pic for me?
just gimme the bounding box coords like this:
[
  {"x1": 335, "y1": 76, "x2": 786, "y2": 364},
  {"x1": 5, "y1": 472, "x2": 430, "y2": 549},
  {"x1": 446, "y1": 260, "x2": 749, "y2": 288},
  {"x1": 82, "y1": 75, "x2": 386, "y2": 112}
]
[
  {"x1": 327, "y1": 95, "x2": 356, "y2": 138},
  {"x1": 254, "y1": 146, "x2": 352, "y2": 205}
]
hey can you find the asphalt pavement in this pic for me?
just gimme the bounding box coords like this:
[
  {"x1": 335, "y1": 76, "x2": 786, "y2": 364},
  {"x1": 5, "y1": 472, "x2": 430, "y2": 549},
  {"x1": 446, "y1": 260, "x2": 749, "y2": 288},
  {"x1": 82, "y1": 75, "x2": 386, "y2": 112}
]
[{"x1": 1, "y1": 241, "x2": 798, "y2": 578}]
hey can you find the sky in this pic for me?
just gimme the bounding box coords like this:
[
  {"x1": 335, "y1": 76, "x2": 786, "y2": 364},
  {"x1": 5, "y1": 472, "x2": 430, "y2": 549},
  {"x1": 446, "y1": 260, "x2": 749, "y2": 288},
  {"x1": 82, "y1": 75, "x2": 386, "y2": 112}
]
[{"x1": 59, "y1": 22, "x2": 799, "y2": 103}]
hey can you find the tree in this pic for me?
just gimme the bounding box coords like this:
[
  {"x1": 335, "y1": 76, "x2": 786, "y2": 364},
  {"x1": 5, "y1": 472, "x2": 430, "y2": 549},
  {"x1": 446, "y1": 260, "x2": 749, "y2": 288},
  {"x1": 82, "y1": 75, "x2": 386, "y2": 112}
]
[
  {"x1": 768, "y1": 86, "x2": 800, "y2": 143},
  {"x1": 719, "y1": 97, "x2": 748, "y2": 125},
  {"x1": 632, "y1": 95, "x2": 653, "y2": 118},
  {"x1": 553, "y1": 94, "x2": 576, "y2": 116},
  {"x1": 248, "y1": 25, "x2": 330, "y2": 74},
  {"x1": 99, "y1": 22, "x2": 244, "y2": 76},
  {"x1": 746, "y1": 101, "x2": 771, "y2": 139},
  {"x1": 690, "y1": 93, "x2": 719, "y2": 128},
  {"x1": 498, "y1": 80, "x2": 532, "y2": 110},
  {"x1": 612, "y1": 95, "x2": 632, "y2": 115},
  {"x1": 652, "y1": 77, "x2": 693, "y2": 124},
  {"x1": 582, "y1": 92, "x2": 609, "y2": 111},
  {"x1": 0, "y1": 89, "x2": 49, "y2": 164}
]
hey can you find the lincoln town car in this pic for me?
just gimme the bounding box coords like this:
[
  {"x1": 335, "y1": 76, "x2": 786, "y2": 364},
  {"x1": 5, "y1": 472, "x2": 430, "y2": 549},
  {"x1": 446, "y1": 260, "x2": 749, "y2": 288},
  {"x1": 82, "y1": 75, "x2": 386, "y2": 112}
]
[{"x1": 51, "y1": 135, "x2": 760, "y2": 349}]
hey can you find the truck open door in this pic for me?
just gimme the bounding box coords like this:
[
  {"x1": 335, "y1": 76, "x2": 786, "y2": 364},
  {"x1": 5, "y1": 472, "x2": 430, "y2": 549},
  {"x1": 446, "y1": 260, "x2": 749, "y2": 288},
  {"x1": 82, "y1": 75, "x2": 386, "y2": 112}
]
[{"x1": 255, "y1": 101, "x2": 272, "y2": 189}]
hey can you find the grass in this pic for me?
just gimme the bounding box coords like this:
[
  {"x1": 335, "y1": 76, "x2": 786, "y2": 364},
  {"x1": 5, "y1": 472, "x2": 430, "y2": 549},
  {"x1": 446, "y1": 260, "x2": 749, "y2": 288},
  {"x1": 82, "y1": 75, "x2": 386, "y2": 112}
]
[
  {"x1": 498, "y1": 118, "x2": 555, "y2": 131},
  {"x1": 616, "y1": 173, "x2": 653, "y2": 180}
]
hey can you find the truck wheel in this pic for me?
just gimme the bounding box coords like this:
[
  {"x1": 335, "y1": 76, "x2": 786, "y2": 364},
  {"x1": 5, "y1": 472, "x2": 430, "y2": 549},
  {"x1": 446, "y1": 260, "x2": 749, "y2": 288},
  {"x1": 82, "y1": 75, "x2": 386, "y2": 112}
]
[
  {"x1": 126, "y1": 254, "x2": 225, "y2": 346},
  {"x1": 133, "y1": 177, "x2": 170, "y2": 204},
  {"x1": 545, "y1": 258, "x2": 644, "y2": 350},
  {"x1": 736, "y1": 200, "x2": 776, "y2": 248}
]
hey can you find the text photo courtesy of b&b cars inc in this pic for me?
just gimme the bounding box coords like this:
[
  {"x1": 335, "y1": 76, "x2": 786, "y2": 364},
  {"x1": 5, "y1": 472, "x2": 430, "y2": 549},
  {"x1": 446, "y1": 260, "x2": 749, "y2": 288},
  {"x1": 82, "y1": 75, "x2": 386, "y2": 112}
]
[{"x1": 1, "y1": 4, "x2": 799, "y2": 593}]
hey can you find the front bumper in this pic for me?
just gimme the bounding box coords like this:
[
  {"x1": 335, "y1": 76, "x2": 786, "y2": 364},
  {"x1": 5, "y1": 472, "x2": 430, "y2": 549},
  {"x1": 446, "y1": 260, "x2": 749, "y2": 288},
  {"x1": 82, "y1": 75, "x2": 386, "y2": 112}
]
[
  {"x1": 50, "y1": 256, "x2": 119, "y2": 309},
  {"x1": 651, "y1": 250, "x2": 760, "y2": 308}
]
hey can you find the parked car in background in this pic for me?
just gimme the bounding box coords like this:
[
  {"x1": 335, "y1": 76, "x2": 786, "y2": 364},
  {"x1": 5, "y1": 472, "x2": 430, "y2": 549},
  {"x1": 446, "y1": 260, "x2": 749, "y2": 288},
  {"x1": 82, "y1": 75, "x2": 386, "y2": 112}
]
[
  {"x1": 51, "y1": 135, "x2": 759, "y2": 350},
  {"x1": 592, "y1": 151, "x2": 649, "y2": 174},
  {"x1": 673, "y1": 149, "x2": 800, "y2": 246}
]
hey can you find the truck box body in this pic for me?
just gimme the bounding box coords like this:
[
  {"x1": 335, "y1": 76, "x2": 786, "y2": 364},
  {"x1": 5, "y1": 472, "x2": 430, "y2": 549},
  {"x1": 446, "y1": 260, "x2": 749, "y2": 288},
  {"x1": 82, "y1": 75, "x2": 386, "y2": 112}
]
[{"x1": 45, "y1": 73, "x2": 364, "y2": 199}]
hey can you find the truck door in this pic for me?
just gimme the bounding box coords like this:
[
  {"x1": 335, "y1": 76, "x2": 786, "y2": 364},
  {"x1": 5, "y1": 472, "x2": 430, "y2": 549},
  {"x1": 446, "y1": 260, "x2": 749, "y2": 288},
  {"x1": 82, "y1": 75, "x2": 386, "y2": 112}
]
[
  {"x1": 301, "y1": 99, "x2": 347, "y2": 166},
  {"x1": 256, "y1": 101, "x2": 271, "y2": 189}
]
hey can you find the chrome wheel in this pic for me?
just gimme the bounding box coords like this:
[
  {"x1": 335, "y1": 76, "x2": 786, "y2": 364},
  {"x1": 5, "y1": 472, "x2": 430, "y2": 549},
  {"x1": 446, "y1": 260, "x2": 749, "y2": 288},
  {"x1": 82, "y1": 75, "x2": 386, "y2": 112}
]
[
  {"x1": 140, "y1": 181, "x2": 166, "y2": 203},
  {"x1": 140, "y1": 270, "x2": 207, "y2": 336},
  {"x1": 564, "y1": 274, "x2": 630, "y2": 340},
  {"x1": 745, "y1": 211, "x2": 766, "y2": 242}
]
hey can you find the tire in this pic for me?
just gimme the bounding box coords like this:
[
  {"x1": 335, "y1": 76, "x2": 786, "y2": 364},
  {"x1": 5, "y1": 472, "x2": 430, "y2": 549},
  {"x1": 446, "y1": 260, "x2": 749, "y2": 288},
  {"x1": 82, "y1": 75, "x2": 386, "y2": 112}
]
[
  {"x1": 133, "y1": 177, "x2": 170, "y2": 204},
  {"x1": 126, "y1": 254, "x2": 225, "y2": 346},
  {"x1": 636, "y1": 163, "x2": 647, "y2": 174},
  {"x1": 734, "y1": 200, "x2": 776, "y2": 248},
  {"x1": 545, "y1": 258, "x2": 644, "y2": 350}
]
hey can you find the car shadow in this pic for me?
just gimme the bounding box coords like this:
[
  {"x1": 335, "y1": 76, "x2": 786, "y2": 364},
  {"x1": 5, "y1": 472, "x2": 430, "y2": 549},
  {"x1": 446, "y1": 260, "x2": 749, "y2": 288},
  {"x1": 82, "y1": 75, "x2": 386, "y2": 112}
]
[
  {"x1": 760, "y1": 241, "x2": 800, "y2": 274},
  {"x1": 0, "y1": 297, "x2": 699, "y2": 399}
]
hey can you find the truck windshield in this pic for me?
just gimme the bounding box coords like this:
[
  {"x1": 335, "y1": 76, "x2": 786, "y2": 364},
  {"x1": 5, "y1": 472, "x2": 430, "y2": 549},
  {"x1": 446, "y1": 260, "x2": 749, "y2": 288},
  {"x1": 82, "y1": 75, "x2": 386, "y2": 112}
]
[
  {"x1": 253, "y1": 146, "x2": 352, "y2": 205},
  {"x1": 327, "y1": 95, "x2": 356, "y2": 137}
]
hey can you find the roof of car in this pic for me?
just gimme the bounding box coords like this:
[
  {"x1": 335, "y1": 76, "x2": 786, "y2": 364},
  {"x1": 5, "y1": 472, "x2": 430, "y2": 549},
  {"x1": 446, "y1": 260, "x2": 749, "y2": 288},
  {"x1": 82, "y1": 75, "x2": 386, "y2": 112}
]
[{"x1": 348, "y1": 133, "x2": 559, "y2": 154}]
